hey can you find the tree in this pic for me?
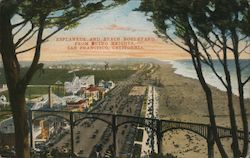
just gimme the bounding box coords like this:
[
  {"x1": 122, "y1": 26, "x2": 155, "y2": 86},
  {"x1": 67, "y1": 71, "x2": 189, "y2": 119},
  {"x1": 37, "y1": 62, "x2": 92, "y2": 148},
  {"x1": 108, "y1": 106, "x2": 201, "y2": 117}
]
[
  {"x1": 0, "y1": 0, "x2": 127, "y2": 158},
  {"x1": 139, "y1": 0, "x2": 250, "y2": 157}
]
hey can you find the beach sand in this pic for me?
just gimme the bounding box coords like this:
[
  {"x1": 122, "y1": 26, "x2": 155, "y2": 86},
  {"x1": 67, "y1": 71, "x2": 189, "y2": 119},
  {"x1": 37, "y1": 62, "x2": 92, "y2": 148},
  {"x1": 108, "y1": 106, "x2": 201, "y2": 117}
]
[{"x1": 152, "y1": 64, "x2": 250, "y2": 158}]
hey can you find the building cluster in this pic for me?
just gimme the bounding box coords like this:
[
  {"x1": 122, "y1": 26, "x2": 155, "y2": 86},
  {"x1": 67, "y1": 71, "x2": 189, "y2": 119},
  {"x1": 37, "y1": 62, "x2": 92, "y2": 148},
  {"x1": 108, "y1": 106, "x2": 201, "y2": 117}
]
[
  {"x1": 0, "y1": 75, "x2": 115, "y2": 149},
  {"x1": 63, "y1": 75, "x2": 115, "y2": 112}
]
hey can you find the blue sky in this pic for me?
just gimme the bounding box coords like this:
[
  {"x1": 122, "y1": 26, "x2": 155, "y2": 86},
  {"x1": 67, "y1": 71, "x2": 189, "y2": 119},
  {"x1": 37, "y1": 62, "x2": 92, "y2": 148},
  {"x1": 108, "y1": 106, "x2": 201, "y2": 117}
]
[{"x1": 55, "y1": 0, "x2": 156, "y2": 37}]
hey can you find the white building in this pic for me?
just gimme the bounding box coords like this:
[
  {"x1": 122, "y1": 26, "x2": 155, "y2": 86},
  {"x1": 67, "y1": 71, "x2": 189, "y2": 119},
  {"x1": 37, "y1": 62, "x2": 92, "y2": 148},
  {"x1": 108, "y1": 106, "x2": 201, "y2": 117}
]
[
  {"x1": 0, "y1": 84, "x2": 7, "y2": 92},
  {"x1": 64, "y1": 76, "x2": 81, "y2": 95},
  {"x1": 0, "y1": 95, "x2": 7, "y2": 103},
  {"x1": 30, "y1": 94, "x2": 66, "y2": 110},
  {"x1": 0, "y1": 95, "x2": 9, "y2": 108},
  {"x1": 64, "y1": 75, "x2": 95, "y2": 95},
  {"x1": 80, "y1": 75, "x2": 95, "y2": 88}
]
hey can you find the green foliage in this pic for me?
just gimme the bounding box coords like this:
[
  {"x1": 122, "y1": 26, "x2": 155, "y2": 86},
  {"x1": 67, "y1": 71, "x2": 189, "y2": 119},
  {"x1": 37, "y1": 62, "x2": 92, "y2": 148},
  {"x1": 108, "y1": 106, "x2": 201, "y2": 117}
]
[
  {"x1": 15, "y1": 0, "x2": 103, "y2": 29},
  {"x1": 139, "y1": 0, "x2": 250, "y2": 40},
  {"x1": 0, "y1": 68, "x2": 136, "y2": 99},
  {"x1": 13, "y1": 0, "x2": 128, "y2": 26},
  {"x1": 0, "y1": 68, "x2": 136, "y2": 85}
]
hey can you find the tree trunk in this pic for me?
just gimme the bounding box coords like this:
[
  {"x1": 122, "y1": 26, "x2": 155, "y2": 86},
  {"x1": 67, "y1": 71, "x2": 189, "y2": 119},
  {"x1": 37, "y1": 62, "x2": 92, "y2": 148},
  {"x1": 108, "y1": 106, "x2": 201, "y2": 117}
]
[
  {"x1": 221, "y1": 36, "x2": 240, "y2": 157},
  {"x1": 226, "y1": 85, "x2": 240, "y2": 157},
  {"x1": 9, "y1": 89, "x2": 30, "y2": 158},
  {"x1": 0, "y1": 14, "x2": 30, "y2": 158},
  {"x1": 1, "y1": 10, "x2": 45, "y2": 158},
  {"x1": 191, "y1": 55, "x2": 228, "y2": 158},
  {"x1": 186, "y1": 33, "x2": 228, "y2": 157},
  {"x1": 234, "y1": 54, "x2": 249, "y2": 157},
  {"x1": 224, "y1": 68, "x2": 240, "y2": 157},
  {"x1": 231, "y1": 29, "x2": 249, "y2": 156},
  {"x1": 238, "y1": 82, "x2": 249, "y2": 157}
]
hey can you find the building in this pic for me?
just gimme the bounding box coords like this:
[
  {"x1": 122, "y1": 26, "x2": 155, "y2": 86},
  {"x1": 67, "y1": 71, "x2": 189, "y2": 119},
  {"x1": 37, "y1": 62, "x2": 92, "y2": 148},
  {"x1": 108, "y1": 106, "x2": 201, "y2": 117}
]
[
  {"x1": 39, "y1": 120, "x2": 50, "y2": 140},
  {"x1": 64, "y1": 75, "x2": 95, "y2": 95},
  {"x1": 0, "y1": 117, "x2": 15, "y2": 147},
  {"x1": 0, "y1": 117, "x2": 57, "y2": 148},
  {"x1": 29, "y1": 94, "x2": 66, "y2": 110},
  {"x1": 64, "y1": 76, "x2": 81, "y2": 95},
  {"x1": 0, "y1": 95, "x2": 7, "y2": 102},
  {"x1": 80, "y1": 75, "x2": 95, "y2": 88},
  {"x1": 63, "y1": 96, "x2": 90, "y2": 111},
  {"x1": 0, "y1": 95, "x2": 9, "y2": 109},
  {"x1": 84, "y1": 86, "x2": 100, "y2": 101}
]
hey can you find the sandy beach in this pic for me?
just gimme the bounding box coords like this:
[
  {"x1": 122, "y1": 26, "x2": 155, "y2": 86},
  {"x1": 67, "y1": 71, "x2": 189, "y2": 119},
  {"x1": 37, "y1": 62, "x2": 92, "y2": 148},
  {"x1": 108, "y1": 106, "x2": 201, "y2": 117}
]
[{"x1": 152, "y1": 63, "x2": 250, "y2": 158}]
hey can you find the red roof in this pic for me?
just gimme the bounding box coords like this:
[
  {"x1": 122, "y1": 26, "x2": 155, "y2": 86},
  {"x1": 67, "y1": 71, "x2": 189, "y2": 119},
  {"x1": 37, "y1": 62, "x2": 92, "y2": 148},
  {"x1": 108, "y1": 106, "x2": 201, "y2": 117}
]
[{"x1": 86, "y1": 86, "x2": 99, "y2": 92}]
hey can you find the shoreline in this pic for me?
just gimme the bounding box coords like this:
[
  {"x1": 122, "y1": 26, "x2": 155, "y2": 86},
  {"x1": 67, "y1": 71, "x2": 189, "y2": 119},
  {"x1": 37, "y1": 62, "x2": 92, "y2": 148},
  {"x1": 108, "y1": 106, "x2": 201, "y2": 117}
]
[
  {"x1": 169, "y1": 60, "x2": 250, "y2": 99},
  {"x1": 152, "y1": 63, "x2": 250, "y2": 157}
]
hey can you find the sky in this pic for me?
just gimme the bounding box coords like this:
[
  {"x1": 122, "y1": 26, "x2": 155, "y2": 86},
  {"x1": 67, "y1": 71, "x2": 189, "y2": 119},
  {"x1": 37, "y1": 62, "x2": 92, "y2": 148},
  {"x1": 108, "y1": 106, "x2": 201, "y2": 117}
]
[{"x1": 15, "y1": 1, "x2": 191, "y2": 61}]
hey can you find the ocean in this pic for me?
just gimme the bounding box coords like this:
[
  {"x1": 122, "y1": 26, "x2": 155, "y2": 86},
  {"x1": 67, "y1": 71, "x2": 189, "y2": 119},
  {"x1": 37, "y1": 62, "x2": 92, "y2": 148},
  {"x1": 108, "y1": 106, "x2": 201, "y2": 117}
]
[{"x1": 170, "y1": 59, "x2": 250, "y2": 99}]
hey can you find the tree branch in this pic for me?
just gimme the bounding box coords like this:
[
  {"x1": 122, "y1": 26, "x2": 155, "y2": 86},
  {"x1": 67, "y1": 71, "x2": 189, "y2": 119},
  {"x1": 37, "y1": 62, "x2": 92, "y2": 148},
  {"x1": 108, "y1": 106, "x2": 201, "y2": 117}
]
[
  {"x1": 241, "y1": 63, "x2": 250, "y2": 72},
  {"x1": 16, "y1": 9, "x2": 104, "y2": 54},
  {"x1": 16, "y1": 30, "x2": 38, "y2": 49},
  {"x1": 211, "y1": 30, "x2": 223, "y2": 45},
  {"x1": 210, "y1": 31, "x2": 235, "y2": 52},
  {"x1": 20, "y1": 14, "x2": 46, "y2": 85},
  {"x1": 15, "y1": 22, "x2": 34, "y2": 48},
  {"x1": 210, "y1": 43, "x2": 224, "y2": 64},
  {"x1": 239, "y1": 42, "x2": 250, "y2": 55},
  {"x1": 187, "y1": 20, "x2": 227, "y2": 88},
  {"x1": 239, "y1": 35, "x2": 248, "y2": 41},
  {"x1": 155, "y1": 18, "x2": 191, "y2": 53},
  {"x1": 15, "y1": 46, "x2": 36, "y2": 55},
  {"x1": 13, "y1": 21, "x2": 28, "y2": 36},
  {"x1": 15, "y1": 25, "x2": 63, "y2": 54},
  {"x1": 200, "y1": 32, "x2": 224, "y2": 65},
  {"x1": 163, "y1": 33, "x2": 190, "y2": 53},
  {"x1": 12, "y1": 19, "x2": 28, "y2": 28},
  {"x1": 243, "y1": 76, "x2": 250, "y2": 86}
]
